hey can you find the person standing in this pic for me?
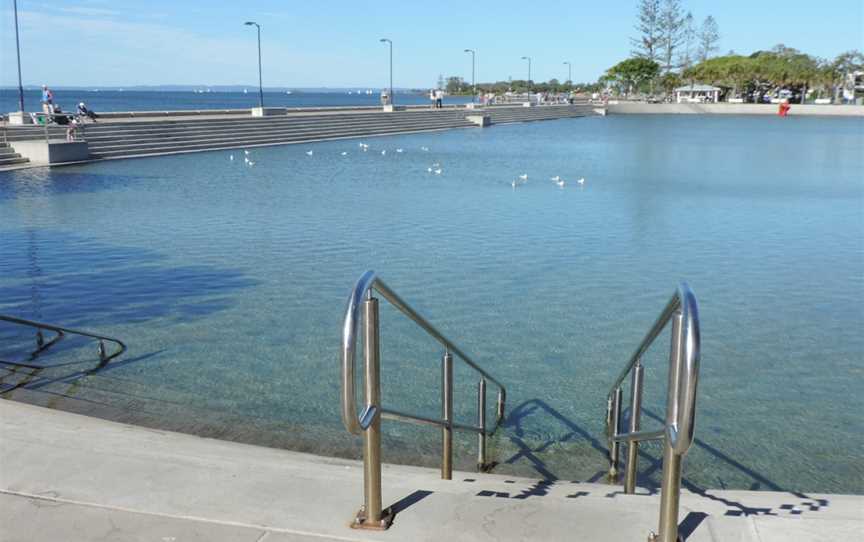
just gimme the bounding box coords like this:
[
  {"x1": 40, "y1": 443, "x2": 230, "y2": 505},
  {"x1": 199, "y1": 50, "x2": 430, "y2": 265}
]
[
  {"x1": 434, "y1": 88, "x2": 443, "y2": 109},
  {"x1": 41, "y1": 85, "x2": 54, "y2": 115},
  {"x1": 429, "y1": 89, "x2": 436, "y2": 109}
]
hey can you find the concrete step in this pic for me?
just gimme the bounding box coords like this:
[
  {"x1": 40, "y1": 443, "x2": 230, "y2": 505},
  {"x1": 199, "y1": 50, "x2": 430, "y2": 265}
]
[
  {"x1": 0, "y1": 156, "x2": 29, "y2": 166},
  {"x1": 83, "y1": 117, "x2": 477, "y2": 144},
  {"x1": 88, "y1": 123, "x2": 476, "y2": 158}
]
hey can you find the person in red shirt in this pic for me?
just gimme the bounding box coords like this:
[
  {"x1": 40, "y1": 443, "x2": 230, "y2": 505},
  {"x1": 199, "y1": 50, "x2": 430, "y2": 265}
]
[{"x1": 778, "y1": 99, "x2": 791, "y2": 117}]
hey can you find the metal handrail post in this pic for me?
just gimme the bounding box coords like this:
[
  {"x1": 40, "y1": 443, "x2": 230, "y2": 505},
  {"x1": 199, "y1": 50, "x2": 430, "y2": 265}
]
[
  {"x1": 477, "y1": 378, "x2": 487, "y2": 470},
  {"x1": 655, "y1": 310, "x2": 685, "y2": 542},
  {"x1": 624, "y1": 362, "x2": 644, "y2": 493},
  {"x1": 607, "y1": 387, "x2": 623, "y2": 482},
  {"x1": 358, "y1": 295, "x2": 386, "y2": 528},
  {"x1": 441, "y1": 351, "x2": 454, "y2": 480}
]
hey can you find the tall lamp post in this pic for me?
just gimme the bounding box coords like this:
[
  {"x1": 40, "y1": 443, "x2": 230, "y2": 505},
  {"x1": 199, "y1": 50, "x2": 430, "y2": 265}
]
[
  {"x1": 464, "y1": 49, "x2": 476, "y2": 103},
  {"x1": 379, "y1": 38, "x2": 393, "y2": 105},
  {"x1": 521, "y1": 56, "x2": 532, "y2": 103},
  {"x1": 563, "y1": 61, "x2": 572, "y2": 92},
  {"x1": 13, "y1": 0, "x2": 25, "y2": 115},
  {"x1": 244, "y1": 21, "x2": 264, "y2": 109}
]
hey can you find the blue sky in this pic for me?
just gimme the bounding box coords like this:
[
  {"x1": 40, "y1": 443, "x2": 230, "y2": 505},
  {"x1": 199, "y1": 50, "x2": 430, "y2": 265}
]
[{"x1": 1, "y1": 0, "x2": 862, "y2": 88}]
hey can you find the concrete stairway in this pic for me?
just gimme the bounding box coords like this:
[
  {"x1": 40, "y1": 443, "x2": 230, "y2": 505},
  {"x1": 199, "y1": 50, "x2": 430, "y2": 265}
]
[
  {"x1": 4, "y1": 104, "x2": 594, "y2": 164},
  {"x1": 0, "y1": 142, "x2": 29, "y2": 166}
]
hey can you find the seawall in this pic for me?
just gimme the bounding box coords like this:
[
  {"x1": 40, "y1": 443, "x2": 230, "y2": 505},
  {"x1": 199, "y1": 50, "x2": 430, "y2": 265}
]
[
  {"x1": 2, "y1": 103, "x2": 596, "y2": 170},
  {"x1": 606, "y1": 102, "x2": 864, "y2": 117}
]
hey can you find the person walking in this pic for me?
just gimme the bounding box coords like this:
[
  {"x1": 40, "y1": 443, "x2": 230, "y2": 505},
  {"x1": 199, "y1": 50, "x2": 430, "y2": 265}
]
[{"x1": 41, "y1": 85, "x2": 55, "y2": 116}]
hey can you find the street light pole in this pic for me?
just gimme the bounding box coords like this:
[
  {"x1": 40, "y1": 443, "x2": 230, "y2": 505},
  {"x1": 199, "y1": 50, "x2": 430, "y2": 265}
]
[
  {"x1": 563, "y1": 61, "x2": 572, "y2": 92},
  {"x1": 244, "y1": 21, "x2": 264, "y2": 109},
  {"x1": 380, "y1": 38, "x2": 393, "y2": 105},
  {"x1": 13, "y1": 0, "x2": 25, "y2": 113},
  {"x1": 464, "y1": 49, "x2": 476, "y2": 103},
  {"x1": 521, "y1": 56, "x2": 532, "y2": 103}
]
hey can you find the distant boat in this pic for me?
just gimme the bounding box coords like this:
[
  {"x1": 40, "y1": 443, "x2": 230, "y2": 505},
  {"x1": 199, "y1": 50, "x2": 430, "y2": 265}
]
[
  {"x1": 365, "y1": 89, "x2": 373, "y2": 95},
  {"x1": 243, "y1": 88, "x2": 248, "y2": 94},
  {"x1": 286, "y1": 90, "x2": 292, "y2": 95}
]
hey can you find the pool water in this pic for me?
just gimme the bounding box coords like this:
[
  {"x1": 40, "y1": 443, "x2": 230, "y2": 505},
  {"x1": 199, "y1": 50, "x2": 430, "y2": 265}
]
[{"x1": 1, "y1": 115, "x2": 862, "y2": 494}]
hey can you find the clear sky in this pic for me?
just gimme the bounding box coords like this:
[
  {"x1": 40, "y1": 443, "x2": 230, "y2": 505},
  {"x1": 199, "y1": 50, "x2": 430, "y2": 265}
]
[{"x1": 2, "y1": 0, "x2": 862, "y2": 88}]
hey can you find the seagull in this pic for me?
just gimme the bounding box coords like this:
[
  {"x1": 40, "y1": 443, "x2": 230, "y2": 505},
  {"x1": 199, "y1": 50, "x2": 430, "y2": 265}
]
[
  {"x1": 341, "y1": 151, "x2": 348, "y2": 156},
  {"x1": 247, "y1": 161, "x2": 255, "y2": 167},
  {"x1": 519, "y1": 174, "x2": 528, "y2": 181},
  {"x1": 396, "y1": 148, "x2": 404, "y2": 153},
  {"x1": 432, "y1": 162, "x2": 440, "y2": 167},
  {"x1": 427, "y1": 167, "x2": 433, "y2": 173},
  {"x1": 434, "y1": 168, "x2": 442, "y2": 175},
  {"x1": 306, "y1": 150, "x2": 314, "y2": 156},
  {"x1": 229, "y1": 154, "x2": 234, "y2": 161},
  {"x1": 555, "y1": 179, "x2": 565, "y2": 188},
  {"x1": 381, "y1": 150, "x2": 387, "y2": 155},
  {"x1": 244, "y1": 150, "x2": 250, "y2": 155},
  {"x1": 421, "y1": 146, "x2": 429, "y2": 151},
  {"x1": 244, "y1": 156, "x2": 249, "y2": 163},
  {"x1": 550, "y1": 175, "x2": 561, "y2": 182},
  {"x1": 511, "y1": 179, "x2": 518, "y2": 188},
  {"x1": 577, "y1": 177, "x2": 585, "y2": 185}
]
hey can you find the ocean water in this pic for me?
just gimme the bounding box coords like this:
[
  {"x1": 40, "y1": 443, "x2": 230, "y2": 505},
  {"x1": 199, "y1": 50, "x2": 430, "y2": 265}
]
[
  {"x1": 0, "y1": 89, "x2": 470, "y2": 113},
  {"x1": 0, "y1": 115, "x2": 862, "y2": 494}
]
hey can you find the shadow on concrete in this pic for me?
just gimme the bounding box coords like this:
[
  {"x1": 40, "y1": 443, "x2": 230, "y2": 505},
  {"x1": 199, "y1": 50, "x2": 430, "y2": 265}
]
[{"x1": 389, "y1": 489, "x2": 434, "y2": 524}]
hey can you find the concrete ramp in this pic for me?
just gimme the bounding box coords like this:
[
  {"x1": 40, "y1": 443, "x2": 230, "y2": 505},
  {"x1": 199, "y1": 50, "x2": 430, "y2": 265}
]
[{"x1": 1, "y1": 400, "x2": 860, "y2": 541}]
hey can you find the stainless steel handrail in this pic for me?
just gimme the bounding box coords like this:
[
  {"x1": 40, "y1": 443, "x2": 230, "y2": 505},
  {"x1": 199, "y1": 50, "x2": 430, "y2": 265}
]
[
  {"x1": 604, "y1": 284, "x2": 700, "y2": 542},
  {"x1": 340, "y1": 270, "x2": 507, "y2": 530},
  {"x1": 0, "y1": 314, "x2": 126, "y2": 366}
]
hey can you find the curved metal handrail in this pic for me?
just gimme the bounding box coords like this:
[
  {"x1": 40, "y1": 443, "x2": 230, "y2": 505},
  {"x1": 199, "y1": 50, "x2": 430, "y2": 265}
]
[
  {"x1": 606, "y1": 283, "x2": 700, "y2": 454},
  {"x1": 341, "y1": 270, "x2": 507, "y2": 435},
  {"x1": 0, "y1": 314, "x2": 126, "y2": 365},
  {"x1": 341, "y1": 270, "x2": 507, "y2": 436},
  {"x1": 604, "y1": 283, "x2": 701, "y2": 542},
  {"x1": 668, "y1": 286, "x2": 700, "y2": 454}
]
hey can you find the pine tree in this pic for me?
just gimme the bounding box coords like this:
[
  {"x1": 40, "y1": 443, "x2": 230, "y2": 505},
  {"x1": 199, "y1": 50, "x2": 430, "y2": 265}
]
[
  {"x1": 658, "y1": 0, "x2": 685, "y2": 73},
  {"x1": 697, "y1": 16, "x2": 721, "y2": 62},
  {"x1": 631, "y1": 0, "x2": 661, "y2": 62},
  {"x1": 678, "y1": 12, "x2": 696, "y2": 73}
]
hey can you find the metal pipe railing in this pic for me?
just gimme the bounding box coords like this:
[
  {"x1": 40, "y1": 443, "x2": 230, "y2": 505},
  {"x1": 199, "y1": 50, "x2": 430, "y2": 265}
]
[
  {"x1": 604, "y1": 284, "x2": 700, "y2": 542},
  {"x1": 0, "y1": 314, "x2": 126, "y2": 366},
  {"x1": 340, "y1": 270, "x2": 507, "y2": 530}
]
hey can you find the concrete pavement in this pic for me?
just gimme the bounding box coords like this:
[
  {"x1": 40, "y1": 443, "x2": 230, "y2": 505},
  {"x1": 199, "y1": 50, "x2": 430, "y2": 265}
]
[{"x1": 1, "y1": 400, "x2": 861, "y2": 541}]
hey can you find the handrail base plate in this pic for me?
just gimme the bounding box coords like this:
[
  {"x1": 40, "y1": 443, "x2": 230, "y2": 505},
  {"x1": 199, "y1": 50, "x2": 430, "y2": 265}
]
[{"x1": 351, "y1": 507, "x2": 393, "y2": 531}]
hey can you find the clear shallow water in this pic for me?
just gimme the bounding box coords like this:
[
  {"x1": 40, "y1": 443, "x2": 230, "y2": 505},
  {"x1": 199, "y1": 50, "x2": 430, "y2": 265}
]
[
  {"x1": 1, "y1": 115, "x2": 862, "y2": 494},
  {"x1": 0, "y1": 89, "x2": 469, "y2": 113}
]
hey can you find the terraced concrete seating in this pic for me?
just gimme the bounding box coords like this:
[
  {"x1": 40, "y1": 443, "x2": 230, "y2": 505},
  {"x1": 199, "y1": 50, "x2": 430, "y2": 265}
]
[
  {"x1": 0, "y1": 143, "x2": 29, "y2": 166},
  {"x1": 5, "y1": 104, "x2": 595, "y2": 164}
]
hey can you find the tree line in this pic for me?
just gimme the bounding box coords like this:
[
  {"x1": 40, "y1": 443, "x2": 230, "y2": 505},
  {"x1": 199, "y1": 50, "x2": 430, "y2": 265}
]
[
  {"x1": 433, "y1": 0, "x2": 863, "y2": 103},
  {"x1": 600, "y1": 0, "x2": 864, "y2": 103}
]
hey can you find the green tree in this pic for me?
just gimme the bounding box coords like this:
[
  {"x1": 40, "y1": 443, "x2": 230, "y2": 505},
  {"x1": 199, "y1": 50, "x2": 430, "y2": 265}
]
[
  {"x1": 604, "y1": 58, "x2": 661, "y2": 96},
  {"x1": 445, "y1": 76, "x2": 465, "y2": 94}
]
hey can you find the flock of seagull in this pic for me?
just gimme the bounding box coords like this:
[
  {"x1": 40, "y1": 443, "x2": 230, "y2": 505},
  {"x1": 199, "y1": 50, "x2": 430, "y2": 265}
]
[{"x1": 228, "y1": 143, "x2": 587, "y2": 190}]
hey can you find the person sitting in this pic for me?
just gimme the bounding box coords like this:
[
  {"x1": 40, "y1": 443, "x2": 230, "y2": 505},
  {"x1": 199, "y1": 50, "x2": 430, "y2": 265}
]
[
  {"x1": 51, "y1": 105, "x2": 70, "y2": 125},
  {"x1": 77, "y1": 102, "x2": 98, "y2": 122}
]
